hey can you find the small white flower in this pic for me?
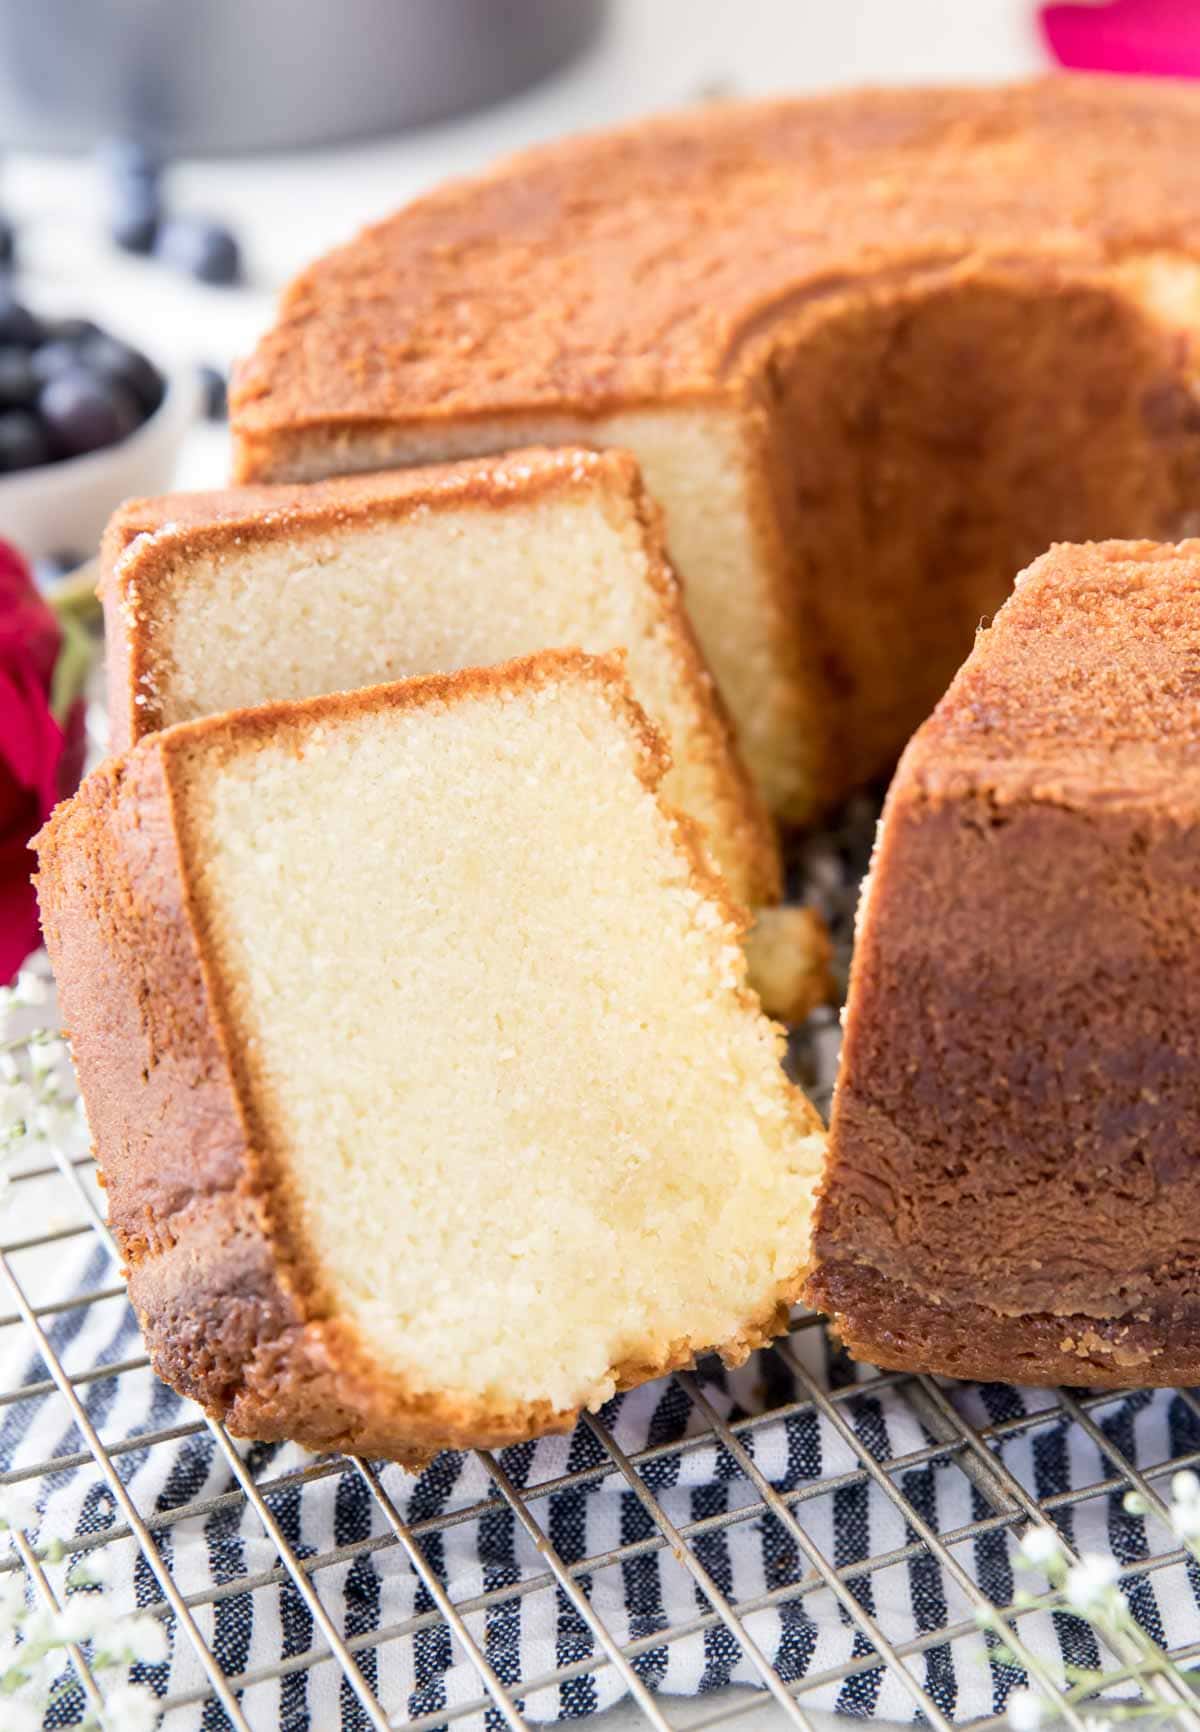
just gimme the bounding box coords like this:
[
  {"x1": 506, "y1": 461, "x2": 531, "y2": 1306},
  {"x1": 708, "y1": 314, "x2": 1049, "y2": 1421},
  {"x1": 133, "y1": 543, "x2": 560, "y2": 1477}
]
[
  {"x1": 0, "y1": 1080, "x2": 33, "y2": 1135},
  {"x1": 0, "y1": 1481, "x2": 39, "y2": 1535},
  {"x1": 1007, "y1": 1688, "x2": 1045, "y2": 1731},
  {"x1": 0, "y1": 1569, "x2": 28, "y2": 1620},
  {"x1": 18, "y1": 1605, "x2": 59, "y2": 1651},
  {"x1": 1172, "y1": 1469, "x2": 1200, "y2": 1506},
  {"x1": 71, "y1": 1546, "x2": 120, "y2": 1590},
  {"x1": 101, "y1": 1680, "x2": 161, "y2": 1732},
  {"x1": 120, "y1": 1612, "x2": 169, "y2": 1666},
  {"x1": 1018, "y1": 1526, "x2": 1064, "y2": 1567},
  {"x1": 29, "y1": 1038, "x2": 66, "y2": 1079},
  {"x1": 1172, "y1": 1500, "x2": 1200, "y2": 1542},
  {"x1": 3, "y1": 1699, "x2": 46, "y2": 1732},
  {"x1": 31, "y1": 1099, "x2": 77, "y2": 1143},
  {"x1": 1064, "y1": 1554, "x2": 1121, "y2": 1614},
  {"x1": 11, "y1": 973, "x2": 47, "y2": 1009},
  {"x1": 55, "y1": 1591, "x2": 110, "y2": 1646}
]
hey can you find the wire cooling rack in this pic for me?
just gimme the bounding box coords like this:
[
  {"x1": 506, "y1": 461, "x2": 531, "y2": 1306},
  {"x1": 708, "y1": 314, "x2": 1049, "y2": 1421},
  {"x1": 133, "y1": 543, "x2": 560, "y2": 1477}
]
[{"x1": 3, "y1": 798, "x2": 1200, "y2": 1732}]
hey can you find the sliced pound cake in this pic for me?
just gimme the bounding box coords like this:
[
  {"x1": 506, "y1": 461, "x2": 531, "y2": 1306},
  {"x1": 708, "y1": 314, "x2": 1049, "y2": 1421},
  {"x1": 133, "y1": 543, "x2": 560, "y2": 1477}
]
[
  {"x1": 37, "y1": 652, "x2": 827, "y2": 1462},
  {"x1": 101, "y1": 449, "x2": 828, "y2": 1022},
  {"x1": 807, "y1": 541, "x2": 1200, "y2": 1388}
]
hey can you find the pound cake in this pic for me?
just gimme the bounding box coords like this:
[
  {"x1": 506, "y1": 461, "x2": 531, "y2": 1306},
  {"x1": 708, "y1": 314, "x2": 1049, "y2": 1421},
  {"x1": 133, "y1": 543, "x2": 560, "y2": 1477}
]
[
  {"x1": 231, "y1": 78, "x2": 1200, "y2": 820},
  {"x1": 807, "y1": 541, "x2": 1200, "y2": 1388},
  {"x1": 36, "y1": 652, "x2": 827, "y2": 1461},
  {"x1": 100, "y1": 449, "x2": 833, "y2": 1021}
]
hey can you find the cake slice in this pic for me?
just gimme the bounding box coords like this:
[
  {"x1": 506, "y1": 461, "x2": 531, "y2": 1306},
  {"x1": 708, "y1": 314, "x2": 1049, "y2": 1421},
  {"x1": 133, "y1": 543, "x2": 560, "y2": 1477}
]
[
  {"x1": 100, "y1": 448, "x2": 828, "y2": 1022},
  {"x1": 37, "y1": 652, "x2": 827, "y2": 1462},
  {"x1": 807, "y1": 540, "x2": 1200, "y2": 1388}
]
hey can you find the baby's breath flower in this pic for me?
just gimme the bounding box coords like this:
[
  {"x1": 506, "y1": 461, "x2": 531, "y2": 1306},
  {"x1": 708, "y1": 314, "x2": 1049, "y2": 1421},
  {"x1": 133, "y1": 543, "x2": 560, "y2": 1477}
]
[
  {"x1": 0, "y1": 1081, "x2": 33, "y2": 1136},
  {"x1": 0, "y1": 1482, "x2": 39, "y2": 1537},
  {"x1": 0, "y1": 1570, "x2": 27, "y2": 1619},
  {"x1": 18, "y1": 1604, "x2": 59, "y2": 1651},
  {"x1": 1007, "y1": 1688, "x2": 1045, "y2": 1731},
  {"x1": 55, "y1": 1592, "x2": 111, "y2": 1647},
  {"x1": 100, "y1": 1680, "x2": 161, "y2": 1732},
  {"x1": 1063, "y1": 1554, "x2": 1121, "y2": 1616},
  {"x1": 28, "y1": 1037, "x2": 66, "y2": 1079},
  {"x1": 70, "y1": 1547, "x2": 119, "y2": 1591},
  {"x1": 1172, "y1": 1469, "x2": 1200, "y2": 1507},
  {"x1": 1172, "y1": 1503, "x2": 1200, "y2": 1543},
  {"x1": 3, "y1": 1700, "x2": 45, "y2": 1732},
  {"x1": 119, "y1": 1613, "x2": 169, "y2": 1667},
  {"x1": 31, "y1": 1099, "x2": 77, "y2": 1143},
  {"x1": 10, "y1": 972, "x2": 47, "y2": 1010},
  {"x1": 1018, "y1": 1526, "x2": 1064, "y2": 1568}
]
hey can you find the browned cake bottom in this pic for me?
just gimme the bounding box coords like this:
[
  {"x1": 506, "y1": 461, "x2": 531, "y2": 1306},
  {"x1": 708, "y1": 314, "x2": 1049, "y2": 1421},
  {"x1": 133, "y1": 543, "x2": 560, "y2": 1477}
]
[{"x1": 811, "y1": 1261, "x2": 1200, "y2": 1389}]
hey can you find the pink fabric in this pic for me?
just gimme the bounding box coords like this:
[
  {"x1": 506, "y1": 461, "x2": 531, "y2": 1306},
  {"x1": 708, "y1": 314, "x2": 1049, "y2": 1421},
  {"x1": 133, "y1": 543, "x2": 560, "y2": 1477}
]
[
  {"x1": 0, "y1": 542, "x2": 84, "y2": 983},
  {"x1": 1041, "y1": 0, "x2": 1200, "y2": 78}
]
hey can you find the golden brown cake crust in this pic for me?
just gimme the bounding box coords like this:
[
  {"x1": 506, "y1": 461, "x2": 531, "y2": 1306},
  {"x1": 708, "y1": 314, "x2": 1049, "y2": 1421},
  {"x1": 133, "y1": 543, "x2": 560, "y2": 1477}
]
[
  {"x1": 230, "y1": 77, "x2": 1200, "y2": 466},
  {"x1": 806, "y1": 540, "x2": 1200, "y2": 1388},
  {"x1": 36, "y1": 652, "x2": 812, "y2": 1463},
  {"x1": 99, "y1": 447, "x2": 781, "y2": 908}
]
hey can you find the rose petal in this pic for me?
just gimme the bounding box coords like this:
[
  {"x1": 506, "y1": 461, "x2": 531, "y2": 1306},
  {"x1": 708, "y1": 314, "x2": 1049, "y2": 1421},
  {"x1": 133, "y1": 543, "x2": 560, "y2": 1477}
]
[
  {"x1": 0, "y1": 538, "x2": 60, "y2": 688},
  {"x1": 1041, "y1": 0, "x2": 1200, "y2": 78}
]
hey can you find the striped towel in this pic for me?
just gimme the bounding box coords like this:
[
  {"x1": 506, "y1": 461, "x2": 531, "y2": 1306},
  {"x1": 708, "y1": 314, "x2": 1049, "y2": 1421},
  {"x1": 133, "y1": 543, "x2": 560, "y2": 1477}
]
[{"x1": 3, "y1": 1235, "x2": 1199, "y2": 1731}]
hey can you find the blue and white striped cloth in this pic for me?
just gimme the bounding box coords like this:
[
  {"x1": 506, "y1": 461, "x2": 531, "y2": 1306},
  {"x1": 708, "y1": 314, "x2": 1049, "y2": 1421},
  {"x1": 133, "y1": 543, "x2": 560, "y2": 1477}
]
[{"x1": 4, "y1": 1227, "x2": 1199, "y2": 1732}]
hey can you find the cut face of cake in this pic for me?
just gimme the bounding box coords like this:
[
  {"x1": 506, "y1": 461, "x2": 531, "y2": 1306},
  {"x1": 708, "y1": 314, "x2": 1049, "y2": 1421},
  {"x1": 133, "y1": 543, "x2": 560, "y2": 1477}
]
[
  {"x1": 102, "y1": 449, "x2": 837, "y2": 1025},
  {"x1": 36, "y1": 652, "x2": 826, "y2": 1462},
  {"x1": 103, "y1": 448, "x2": 778, "y2": 908},
  {"x1": 230, "y1": 78, "x2": 1200, "y2": 821},
  {"x1": 807, "y1": 541, "x2": 1200, "y2": 1388}
]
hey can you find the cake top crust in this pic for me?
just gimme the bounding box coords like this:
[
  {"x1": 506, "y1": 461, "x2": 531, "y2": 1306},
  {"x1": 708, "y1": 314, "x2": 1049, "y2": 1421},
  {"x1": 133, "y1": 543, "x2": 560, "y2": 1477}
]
[
  {"x1": 232, "y1": 77, "x2": 1200, "y2": 449},
  {"x1": 905, "y1": 538, "x2": 1200, "y2": 806},
  {"x1": 104, "y1": 445, "x2": 638, "y2": 572}
]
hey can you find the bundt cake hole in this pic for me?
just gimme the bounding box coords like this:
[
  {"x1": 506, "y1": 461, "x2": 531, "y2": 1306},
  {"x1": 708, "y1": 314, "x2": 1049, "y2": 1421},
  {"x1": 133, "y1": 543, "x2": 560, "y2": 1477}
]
[{"x1": 756, "y1": 268, "x2": 1200, "y2": 799}]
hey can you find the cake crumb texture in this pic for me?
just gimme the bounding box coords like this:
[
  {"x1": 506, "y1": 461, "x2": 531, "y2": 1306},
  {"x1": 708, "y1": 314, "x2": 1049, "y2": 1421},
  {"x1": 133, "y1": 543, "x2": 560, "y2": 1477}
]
[{"x1": 36, "y1": 652, "x2": 825, "y2": 1460}]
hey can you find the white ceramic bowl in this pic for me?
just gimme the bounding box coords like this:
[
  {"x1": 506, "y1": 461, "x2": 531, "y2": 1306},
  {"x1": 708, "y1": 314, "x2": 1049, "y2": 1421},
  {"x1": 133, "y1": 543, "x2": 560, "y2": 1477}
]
[{"x1": 0, "y1": 364, "x2": 196, "y2": 561}]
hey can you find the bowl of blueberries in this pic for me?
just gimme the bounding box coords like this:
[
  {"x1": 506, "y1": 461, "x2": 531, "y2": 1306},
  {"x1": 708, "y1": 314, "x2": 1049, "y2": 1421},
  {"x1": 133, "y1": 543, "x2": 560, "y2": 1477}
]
[{"x1": 0, "y1": 284, "x2": 194, "y2": 562}]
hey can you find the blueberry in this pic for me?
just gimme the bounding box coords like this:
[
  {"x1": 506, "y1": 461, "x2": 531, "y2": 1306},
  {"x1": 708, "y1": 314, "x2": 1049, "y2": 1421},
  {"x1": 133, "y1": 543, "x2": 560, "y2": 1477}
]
[
  {"x1": 34, "y1": 549, "x2": 84, "y2": 588},
  {"x1": 0, "y1": 290, "x2": 42, "y2": 350},
  {"x1": 98, "y1": 137, "x2": 164, "y2": 189},
  {"x1": 0, "y1": 346, "x2": 37, "y2": 410},
  {"x1": 0, "y1": 410, "x2": 52, "y2": 472},
  {"x1": 29, "y1": 339, "x2": 84, "y2": 387},
  {"x1": 155, "y1": 216, "x2": 242, "y2": 286},
  {"x1": 109, "y1": 177, "x2": 162, "y2": 255},
  {"x1": 40, "y1": 370, "x2": 139, "y2": 458},
  {"x1": 80, "y1": 334, "x2": 163, "y2": 416},
  {"x1": 0, "y1": 216, "x2": 15, "y2": 272},
  {"x1": 42, "y1": 317, "x2": 102, "y2": 346},
  {"x1": 198, "y1": 363, "x2": 227, "y2": 421}
]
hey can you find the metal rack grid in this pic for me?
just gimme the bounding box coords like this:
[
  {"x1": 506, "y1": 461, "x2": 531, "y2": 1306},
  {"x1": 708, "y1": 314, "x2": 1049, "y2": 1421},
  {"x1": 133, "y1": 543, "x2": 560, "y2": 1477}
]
[
  {"x1": 3, "y1": 805, "x2": 1200, "y2": 1731},
  {"x1": 6, "y1": 1138, "x2": 1200, "y2": 1732}
]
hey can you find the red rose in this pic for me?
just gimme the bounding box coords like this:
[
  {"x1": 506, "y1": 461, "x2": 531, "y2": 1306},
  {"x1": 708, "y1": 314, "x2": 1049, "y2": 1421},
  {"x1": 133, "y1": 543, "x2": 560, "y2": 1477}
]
[
  {"x1": 0, "y1": 541, "x2": 87, "y2": 984},
  {"x1": 1041, "y1": 0, "x2": 1200, "y2": 78}
]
